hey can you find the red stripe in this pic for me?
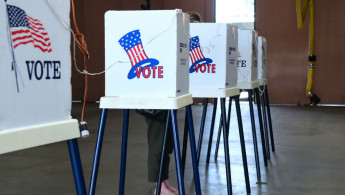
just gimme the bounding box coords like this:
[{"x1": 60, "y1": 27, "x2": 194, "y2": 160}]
[
  {"x1": 27, "y1": 17, "x2": 43, "y2": 27},
  {"x1": 126, "y1": 51, "x2": 134, "y2": 66},
  {"x1": 13, "y1": 40, "x2": 33, "y2": 48},
  {"x1": 13, "y1": 40, "x2": 52, "y2": 53},
  {"x1": 12, "y1": 35, "x2": 32, "y2": 43},
  {"x1": 29, "y1": 26, "x2": 48, "y2": 35},
  {"x1": 13, "y1": 31, "x2": 51, "y2": 46},
  {"x1": 129, "y1": 49, "x2": 138, "y2": 64},
  {"x1": 29, "y1": 21, "x2": 46, "y2": 31},
  {"x1": 192, "y1": 49, "x2": 200, "y2": 61},
  {"x1": 188, "y1": 52, "x2": 193, "y2": 63},
  {"x1": 31, "y1": 33, "x2": 50, "y2": 43},
  {"x1": 126, "y1": 51, "x2": 135, "y2": 66},
  {"x1": 133, "y1": 46, "x2": 141, "y2": 62},
  {"x1": 12, "y1": 29, "x2": 30, "y2": 36},
  {"x1": 190, "y1": 52, "x2": 195, "y2": 64},
  {"x1": 27, "y1": 15, "x2": 40, "y2": 22},
  {"x1": 32, "y1": 37, "x2": 51, "y2": 47},
  {"x1": 138, "y1": 44, "x2": 148, "y2": 60},
  {"x1": 29, "y1": 29, "x2": 50, "y2": 42},
  {"x1": 195, "y1": 48, "x2": 202, "y2": 60},
  {"x1": 189, "y1": 51, "x2": 196, "y2": 64},
  {"x1": 194, "y1": 50, "x2": 200, "y2": 61},
  {"x1": 197, "y1": 50, "x2": 202, "y2": 60},
  {"x1": 134, "y1": 45, "x2": 143, "y2": 62},
  {"x1": 30, "y1": 24, "x2": 45, "y2": 31},
  {"x1": 12, "y1": 28, "x2": 49, "y2": 41},
  {"x1": 29, "y1": 23, "x2": 45, "y2": 31},
  {"x1": 13, "y1": 36, "x2": 52, "y2": 49},
  {"x1": 32, "y1": 44, "x2": 52, "y2": 53},
  {"x1": 197, "y1": 47, "x2": 205, "y2": 59},
  {"x1": 192, "y1": 49, "x2": 199, "y2": 62},
  {"x1": 29, "y1": 22, "x2": 43, "y2": 28},
  {"x1": 190, "y1": 50, "x2": 195, "y2": 62}
]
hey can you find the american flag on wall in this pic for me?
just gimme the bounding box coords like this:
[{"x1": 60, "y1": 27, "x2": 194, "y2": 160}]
[
  {"x1": 7, "y1": 4, "x2": 52, "y2": 53},
  {"x1": 189, "y1": 36, "x2": 205, "y2": 64}
]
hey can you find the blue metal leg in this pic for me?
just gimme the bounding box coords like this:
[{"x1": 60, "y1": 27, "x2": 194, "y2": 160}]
[
  {"x1": 67, "y1": 139, "x2": 87, "y2": 195},
  {"x1": 156, "y1": 111, "x2": 171, "y2": 195},
  {"x1": 265, "y1": 86, "x2": 276, "y2": 152},
  {"x1": 234, "y1": 96, "x2": 251, "y2": 194},
  {"x1": 182, "y1": 110, "x2": 188, "y2": 177},
  {"x1": 220, "y1": 98, "x2": 232, "y2": 195},
  {"x1": 119, "y1": 109, "x2": 130, "y2": 195},
  {"x1": 206, "y1": 98, "x2": 218, "y2": 164},
  {"x1": 214, "y1": 114, "x2": 223, "y2": 161},
  {"x1": 248, "y1": 90, "x2": 263, "y2": 177},
  {"x1": 214, "y1": 97, "x2": 232, "y2": 160},
  {"x1": 182, "y1": 113, "x2": 188, "y2": 176},
  {"x1": 254, "y1": 88, "x2": 268, "y2": 167},
  {"x1": 197, "y1": 98, "x2": 209, "y2": 165},
  {"x1": 186, "y1": 105, "x2": 202, "y2": 195},
  {"x1": 170, "y1": 110, "x2": 185, "y2": 195},
  {"x1": 89, "y1": 109, "x2": 108, "y2": 195},
  {"x1": 226, "y1": 97, "x2": 232, "y2": 133},
  {"x1": 260, "y1": 85, "x2": 271, "y2": 160}
]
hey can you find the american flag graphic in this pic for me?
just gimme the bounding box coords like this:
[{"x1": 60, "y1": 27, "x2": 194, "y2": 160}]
[
  {"x1": 189, "y1": 36, "x2": 206, "y2": 64},
  {"x1": 118, "y1": 30, "x2": 149, "y2": 66},
  {"x1": 7, "y1": 5, "x2": 52, "y2": 53}
]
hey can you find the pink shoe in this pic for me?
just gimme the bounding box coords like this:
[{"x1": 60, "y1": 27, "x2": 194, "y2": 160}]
[
  {"x1": 154, "y1": 182, "x2": 177, "y2": 195},
  {"x1": 163, "y1": 180, "x2": 179, "y2": 195}
]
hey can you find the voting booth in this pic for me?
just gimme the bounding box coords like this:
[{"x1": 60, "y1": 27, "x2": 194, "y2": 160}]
[
  {"x1": 0, "y1": 0, "x2": 80, "y2": 154},
  {"x1": 257, "y1": 36, "x2": 276, "y2": 158},
  {"x1": 258, "y1": 36, "x2": 267, "y2": 85},
  {"x1": 101, "y1": 9, "x2": 192, "y2": 109},
  {"x1": 189, "y1": 24, "x2": 252, "y2": 194},
  {"x1": 189, "y1": 23, "x2": 239, "y2": 97},
  {"x1": 237, "y1": 30, "x2": 259, "y2": 89},
  {"x1": 0, "y1": 0, "x2": 85, "y2": 193},
  {"x1": 90, "y1": 10, "x2": 201, "y2": 195},
  {"x1": 234, "y1": 30, "x2": 271, "y2": 182}
]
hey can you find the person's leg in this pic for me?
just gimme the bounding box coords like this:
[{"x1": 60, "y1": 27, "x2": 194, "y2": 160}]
[
  {"x1": 146, "y1": 115, "x2": 177, "y2": 194},
  {"x1": 147, "y1": 116, "x2": 165, "y2": 182},
  {"x1": 162, "y1": 113, "x2": 178, "y2": 194}
]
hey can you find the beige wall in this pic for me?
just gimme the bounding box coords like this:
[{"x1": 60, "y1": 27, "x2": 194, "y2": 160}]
[{"x1": 72, "y1": 0, "x2": 345, "y2": 104}]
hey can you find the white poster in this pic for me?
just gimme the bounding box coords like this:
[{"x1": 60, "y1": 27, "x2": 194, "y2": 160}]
[{"x1": 0, "y1": 0, "x2": 72, "y2": 130}]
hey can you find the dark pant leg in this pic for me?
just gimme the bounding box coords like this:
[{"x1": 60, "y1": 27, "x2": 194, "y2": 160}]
[{"x1": 146, "y1": 116, "x2": 174, "y2": 182}]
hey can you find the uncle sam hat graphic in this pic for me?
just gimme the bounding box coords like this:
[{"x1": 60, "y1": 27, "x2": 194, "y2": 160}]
[
  {"x1": 118, "y1": 29, "x2": 159, "y2": 79},
  {"x1": 189, "y1": 36, "x2": 213, "y2": 73}
]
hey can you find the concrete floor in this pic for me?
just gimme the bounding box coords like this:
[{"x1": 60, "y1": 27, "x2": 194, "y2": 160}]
[{"x1": 1, "y1": 102, "x2": 345, "y2": 195}]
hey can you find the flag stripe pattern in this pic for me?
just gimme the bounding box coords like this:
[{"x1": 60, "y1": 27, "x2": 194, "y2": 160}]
[
  {"x1": 189, "y1": 36, "x2": 205, "y2": 64},
  {"x1": 118, "y1": 30, "x2": 148, "y2": 66},
  {"x1": 7, "y1": 5, "x2": 52, "y2": 53}
]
